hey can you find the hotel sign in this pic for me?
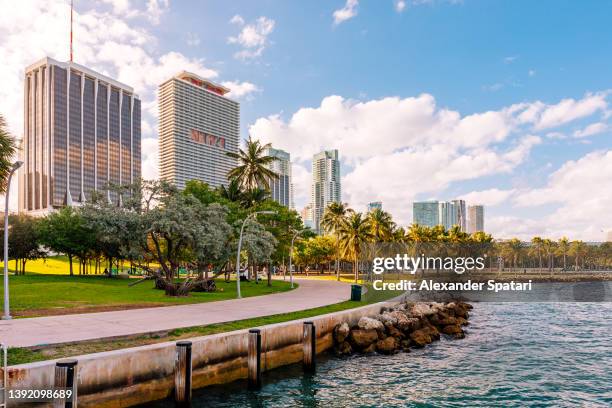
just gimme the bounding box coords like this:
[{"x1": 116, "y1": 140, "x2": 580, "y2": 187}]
[{"x1": 191, "y1": 129, "x2": 226, "y2": 149}]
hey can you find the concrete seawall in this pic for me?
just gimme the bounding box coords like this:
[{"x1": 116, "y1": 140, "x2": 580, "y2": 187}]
[{"x1": 5, "y1": 301, "x2": 395, "y2": 407}]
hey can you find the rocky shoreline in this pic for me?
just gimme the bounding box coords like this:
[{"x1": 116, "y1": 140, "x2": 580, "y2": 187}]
[{"x1": 333, "y1": 301, "x2": 473, "y2": 355}]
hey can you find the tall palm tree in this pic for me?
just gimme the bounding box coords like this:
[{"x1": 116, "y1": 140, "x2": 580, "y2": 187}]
[
  {"x1": 530, "y1": 236, "x2": 544, "y2": 271},
  {"x1": 557, "y1": 237, "x2": 570, "y2": 271},
  {"x1": 218, "y1": 178, "x2": 243, "y2": 202},
  {"x1": 366, "y1": 208, "x2": 395, "y2": 242},
  {"x1": 0, "y1": 114, "x2": 17, "y2": 192},
  {"x1": 569, "y1": 240, "x2": 588, "y2": 271},
  {"x1": 321, "y1": 202, "x2": 353, "y2": 280},
  {"x1": 337, "y1": 212, "x2": 373, "y2": 282},
  {"x1": 226, "y1": 136, "x2": 278, "y2": 190}
]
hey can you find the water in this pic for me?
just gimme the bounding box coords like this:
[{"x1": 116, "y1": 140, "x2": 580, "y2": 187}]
[{"x1": 149, "y1": 303, "x2": 612, "y2": 407}]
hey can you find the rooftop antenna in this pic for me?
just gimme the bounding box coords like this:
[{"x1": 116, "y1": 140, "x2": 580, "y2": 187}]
[{"x1": 70, "y1": 0, "x2": 74, "y2": 62}]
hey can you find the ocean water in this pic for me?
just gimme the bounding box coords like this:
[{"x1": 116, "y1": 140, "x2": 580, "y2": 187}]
[{"x1": 150, "y1": 303, "x2": 612, "y2": 407}]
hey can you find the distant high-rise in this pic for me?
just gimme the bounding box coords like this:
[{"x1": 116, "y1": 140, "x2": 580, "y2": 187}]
[
  {"x1": 264, "y1": 147, "x2": 293, "y2": 208},
  {"x1": 467, "y1": 205, "x2": 484, "y2": 233},
  {"x1": 311, "y1": 149, "x2": 341, "y2": 233},
  {"x1": 367, "y1": 201, "x2": 382, "y2": 212},
  {"x1": 158, "y1": 71, "x2": 239, "y2": 189},
  {"x1": 19, "y1": 57, "x2": 141, "y2": 214},
  {"x1": 413, "y1": 201, "x2": 439, "y2": 227},
  {"x1": 301, "y1": 204, "x2": 314, "y2": 230}
]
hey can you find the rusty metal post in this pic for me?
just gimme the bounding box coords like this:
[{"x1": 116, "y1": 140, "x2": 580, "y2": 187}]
[
  {"x1": 248, "y1": 329, "x2": 262, "y2": 390},
  {"x1": 303, "y1": 321, "x2": 316, "y2": 373},
  {"x1": 174, "y1": 341, "x2": 192, "y2": 406},
  {"x1": 54, "y1": 359, "x2": 77, "y2": 408}
]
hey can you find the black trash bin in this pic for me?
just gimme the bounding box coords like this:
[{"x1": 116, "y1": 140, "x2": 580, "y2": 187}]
[{"x1": 351, "y1": 284, "x2": 362, "y2": 301}]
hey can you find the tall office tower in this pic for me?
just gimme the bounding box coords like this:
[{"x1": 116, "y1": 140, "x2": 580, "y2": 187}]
[
  {"x1": 301, "y1": 204, "x2": 314, "y2": 230},
  {"x1": 439, "y1": 200, "x2": 467, "y2": 231},
  {"x1": 263, "y1": 147, "x2": 293, "y2": 208},
  {"x1": 452, "y1": 199, "x2": 467, "y2": 232},
  {"x1": 18, "y1": 57, "x2": 141, "y2": 214},
  {"x1": 413, "y1": 201, "x2": 439, "y2": 227},
  {"x1": 367, "y1": 201, "x2": 382, "y2": 212},
  {"x1": 311, "y1": 149, "x2": 341, "y2": 233},
  {"x1": 467, "y1": 205, "x2": 485, "y2": 233},
  {"x1": 158, "y1": 72, "x2": 239, "y2": 189}
]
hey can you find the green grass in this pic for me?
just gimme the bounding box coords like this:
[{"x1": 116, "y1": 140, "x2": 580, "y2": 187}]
[
  {"x1": 0, "y1": 273, "x2": 295, "y2": 317},
  {"x1": 6, "y1": 284, "x2": 399, "y2": 366},
  {"x1": 1, "y1": 256, "x2": 77, "y2": 275}
]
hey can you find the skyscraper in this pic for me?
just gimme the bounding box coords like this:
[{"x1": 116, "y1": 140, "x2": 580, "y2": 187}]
[
  {"x1": 311, "y1": 149, "x2": 341, "y2": 233},
  {"x1": 18, "y1": 57, "x2": 141, "y2": 214},
  {"x1": 367, "y1": 201, "x2": 382, "y2": 212},
  {"x1": 412, "y1": 199, "x2": 467, "y2": 231},
  {"x1": 467, "y1": 205, "x2": 484, "y2": 233},
  {"x1": 158, "y1": 71, "x2": 239, "y2": 189},
  {"x1": 264, "y1": 147, "x2": 293, "y2": 208},
  {"x1": 301, "y1": 204, "x2": 314, "y2": 230},
  {"x1": 413, "y1": 201, "x2": 439, "y2": 227}
]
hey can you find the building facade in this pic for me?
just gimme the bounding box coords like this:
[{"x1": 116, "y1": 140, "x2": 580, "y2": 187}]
[
  {"x1": 19, "y1": 57, "x2": 141, "y2": 214},
  {"x1": 467, "y1": 205, "x2": 484, "y2": 233},
  {"x1": 300, "y1": 204, "x2": 314, "y2": 230},
  {"x1": 412, "y1": 199, "x2": 467, "y2": 231},
  {"x1": 264, "y1": 147, "x2": 293, "y2": 208},
  {"x1": 367, "y1": 201, "x2": 382, "y2": 212},
  {"x1": 413, "y1": 201, "x2": 439, "y2": 227},
  {"x1": 311, "y1": 149, "x2": 341, "y2": 233},
  {"x1": 158, "y1": 72, "x2": 239, "y2": 189}
]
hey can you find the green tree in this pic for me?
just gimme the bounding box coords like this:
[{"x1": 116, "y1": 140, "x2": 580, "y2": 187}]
[
  {"x1": 0, "y1": 114, "x2": 17, "y2": 192},
  {"x1": 2, "y1": 215, "x2": 46, "y2": 275},
  {"x1": 337, "y1": 212, "x2": 373, "y2": 282},
  {"x1": 226, "y1": 136, "x2": 278, "y2": 190},
  {"x1": 366, "y1": 208, "x2": 395, "y2": 242},
  {"x1": 321, "y1": 202, "x2": 353, "y2": 280},
  {"x1": 569, "y1": 240, "x2": 588, "y2": 271},
  {"x1": 557, "y1": 237, "x2": 570, "y2": 271},
  {"x1": 530, "y1": 236, "x2": 544, "y2": 271}
]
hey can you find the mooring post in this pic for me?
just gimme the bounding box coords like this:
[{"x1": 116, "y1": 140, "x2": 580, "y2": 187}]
[
  {"x1": 54, "y1": 359, "x2": 77, "y2": 408},
  {"x1": 303, "y1": 321, "x2": 316, "y2": 373},
  {"x1": 174, "y1": 341, "x2": 192, "y2": 406},
  {"x1": 248, "y1": 329, "x2": 262, "y2": 390}
]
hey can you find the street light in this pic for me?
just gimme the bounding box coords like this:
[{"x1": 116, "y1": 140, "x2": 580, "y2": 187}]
[
  {"x1": 289, "y1": 229, "x2": 304, "y2": 289},
  {"x1": 3, "y1": 161, "x2": 23, "y2": 320},
  {"x1": 235, "y1": 210, "x2": 277, "y2": 299}
]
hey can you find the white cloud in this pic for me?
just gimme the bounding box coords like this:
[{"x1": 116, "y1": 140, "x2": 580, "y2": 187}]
[
  {"x1": 333, "y1": 0, "x2": 359, "y2": 25},
  {"x1": 395, "y1": 1, "x2": 407, "y2": 12},
  {"x1": 186, "y1": 32, "x2": 200, "y2": 47},
  {"x1": 534, "y1": 92, "x2": 608, "y2": 130},
  {"x1": 459, "y1": 188, "x2": 516, "y2": 206},
  {"x1": 504, "y1": 55, "x2": 518, "y2": 64},
  {"x1": 228, "y1": 15, "x2": 275, "y2": 60},
  {"x1": 573, "y1": 122, "x2": 609, "y2": 138},
  {"x1": 221, "y1": 80, "x2": 261, "y2": 99}
]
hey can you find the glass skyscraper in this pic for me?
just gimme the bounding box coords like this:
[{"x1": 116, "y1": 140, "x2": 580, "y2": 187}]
[
  {"x1": 18, "y1": 57, "x2": 141, "y2": 214},
  {"x1": 311, "y1": 149, "x2": 341, "y2": 233},
  {"x1": 413, "y1": 199, "x2": 467, "y2": 231},
  {"x1": 264, "y1": 147, "x2": 293, "y2": 208}
]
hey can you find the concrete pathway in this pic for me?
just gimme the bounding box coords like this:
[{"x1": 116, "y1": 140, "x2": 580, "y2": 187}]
[{"x1": 0, "y1": 279, "x2": 350, "y2": 348}]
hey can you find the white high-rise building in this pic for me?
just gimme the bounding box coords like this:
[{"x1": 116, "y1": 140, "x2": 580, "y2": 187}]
[
  {"x1": 264, "y1": 147, "x2": 293, "y2": 208},
  {"x1": 467, "y1": 205, "x2": 484, "y2": 233},
  {"x1": 311, "y1": 149, "x2": 341, "y2": 233}
]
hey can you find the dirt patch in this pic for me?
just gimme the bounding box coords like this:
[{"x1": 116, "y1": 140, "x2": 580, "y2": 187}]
[{"x1": 14, "y1": 303, "x2": 166, "y2": 317}]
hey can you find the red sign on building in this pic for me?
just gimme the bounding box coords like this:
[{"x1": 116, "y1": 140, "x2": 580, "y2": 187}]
[{"x1": 191, "y1": 129, "x2": 226, "y2": 149}]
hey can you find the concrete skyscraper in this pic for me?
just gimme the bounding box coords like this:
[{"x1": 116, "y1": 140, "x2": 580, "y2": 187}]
[
  {"x1": 467, "y1": 205, "x2": 485, "y2": 233},
  {"x1": 158, "y1": 72, "x2": 239, "y2": 189},
  {"x1": 311, "y1": 149, "x2": 341, "y2": 233},
  {"x1": 18, "y1": 57, "x2": 141, "y2": 214},
  {"x1": 264, "y1": 147, "x2": 293, "y2": 208}
]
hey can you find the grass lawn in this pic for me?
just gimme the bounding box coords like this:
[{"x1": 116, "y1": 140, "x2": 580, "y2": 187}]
[
  {"x1": 7, "y1": 283, "x2": 400, "y2": 366},
  {"x1": 0, "y1": 273, "x2": 295, "y2": 318}
]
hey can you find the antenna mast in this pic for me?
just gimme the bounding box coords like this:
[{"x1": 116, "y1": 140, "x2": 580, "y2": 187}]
[{"x1": 70, "y1": 0, "x2": 73, "y2": 62}]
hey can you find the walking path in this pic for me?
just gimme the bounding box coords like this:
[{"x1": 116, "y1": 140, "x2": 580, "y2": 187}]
[{"x1": 0, "y1": 279, "x2": 350, "y2": 348}]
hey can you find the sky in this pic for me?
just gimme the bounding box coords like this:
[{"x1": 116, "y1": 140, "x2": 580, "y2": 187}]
[{"x1": 0, "y1": 0, "x2": 611, "y2": 241}]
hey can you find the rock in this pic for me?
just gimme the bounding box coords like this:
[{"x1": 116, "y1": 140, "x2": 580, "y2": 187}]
[
  {"x1": 455, "y1": 317, "x2": 468, "y2": 326},
  {"x1": 349, "y1": 329, "x2": 379, "y2": 349},
  {"x1": 409, "y1": 329, "x2": 433, "y2": 347},
  {"x1": 380, "y1": 312, "x2": 398, "y2": 326},
  {"x1": 358, "y1": 316, "x2": 385, "y2": 331},
  {"x1": 377, "y1": 330, "x2": 387, "y2": 340},
  {"x1": 439, "y1": 313, "x2": 458, "y2": 326},
  {"x1": 334, "y1": 322, "x2": 350, "y2": 343},
  {"x1": 442, "y1": 324, "x2": 463, "y2": 336},
  {"x1": 400, "y1": 339, "x2": 411, "y2": 352},
  {"x1": 376, "y1": 337, "x2": 398, "y2": 354},
  {"x1": 334, "y1": 341, "x2": 353, "y2": 355},
  {"x1": 362, "y1": 343, "x2": 377, "y2": 353},
  {"x1": 388, "y1": 311, "x2": 415, "y2": 332},
  {"x1": 420, "y1": 323, "x2": 440, "y2": 340},
  {"x1": 387, "y1": 325, "x2": 405, "y2": 339}
]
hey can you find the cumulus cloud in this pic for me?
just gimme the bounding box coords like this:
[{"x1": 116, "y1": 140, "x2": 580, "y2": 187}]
[
  {"x1": 228, "y1": 15, "x2": 275, "y2": 60},
  {"x1": 333, "y1": 0, "x2": 359, "y2": 25},
  {"x1": 573, "y1": 122, "x2": 609, "y2": 138},
  {"x1": 221, "y1": 80, "x2": 261, "y2": 99},
  {"x1": 534, "y1": 92, "x2": 608, "y2": 130},
  {"x1": 459, "y1": 188, "x2": 516, "y2": 207},
  {"x1": 395, "y1": 1, "x2": 407, "y2": 12}
]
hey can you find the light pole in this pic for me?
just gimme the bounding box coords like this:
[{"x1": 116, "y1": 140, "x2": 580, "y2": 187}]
[
  {"x1": 289, "y1": 229, "x2": 303, "y2": 289},
  {"x1": 3, "y1": 161, "x2": 23, "y2": 320},
  {"x1": 235, "y1": 210, "x2": 276, "y2": 299}
]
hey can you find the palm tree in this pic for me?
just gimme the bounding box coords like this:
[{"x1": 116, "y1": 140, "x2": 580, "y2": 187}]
[
  {"x1": 240, "y1": 187, "x2": 269, "y2": 208},
  {"x1": 218, "y1": 178, "x2": 243, "y2": 202},
  {"x1": 321, "y1": 202, "x2": 353, "y2": 280},
  {"x1": 0, "y1": 114, "x2": 17, "y2": 192},
  {"x1": 337, "y1": 212, "x2": 373, "y2": 282},
  {"x1": 226, "y1": 136, "x2": 278, "y2": 190},
  {"x1": 542, "y1": 239, "x2": 556, "y2": 272},
  {"x1": 530, "y1": 237, "x2": 544, "y2": 272},
  {"x1": 366, "y1": 208, "x2": 395, "y2": 242},
  {"x1": 569, "y1": 240, "x2": 588, "y2": 271},
  {"x1": 557, "y1": 237, "x2": 570, "y2": 271}
]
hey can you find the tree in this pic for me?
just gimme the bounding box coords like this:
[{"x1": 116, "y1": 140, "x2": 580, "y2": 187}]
[
  {"x1": 530, "y1": 237, "x2": 544, "y2": 271},
  {"x1": 0, "y1": 114, "x2": 17, "y2": 192},
  {"x1": 39, "y1": 207, "x2": 95, "y2": 276},
  {"x1": 226, "y1": 136, "x2": 278, "y2": 190},
  {"x1": 321, "y1": 202, "x2": 353, "y2": 280},
  {"x1": 569, "y1": 240, "x2": 588, "y2": 271},
  {"x1": 2, "y1": 215, "x2": 45, "y2": 274},
  {"x1": 557, "y1": 237, "x2": 570, "y2": 271},
  {"x1": 366, "y1": 208, "x2": 395, "y2": 242},
  {"x1": 337, "y1": 212, "x2": 373, "y2": 282}
]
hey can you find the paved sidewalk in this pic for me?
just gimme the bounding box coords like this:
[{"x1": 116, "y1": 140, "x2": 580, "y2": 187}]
[{"x1": 0, "y1": 279, "x2": 350, "y2": 348}]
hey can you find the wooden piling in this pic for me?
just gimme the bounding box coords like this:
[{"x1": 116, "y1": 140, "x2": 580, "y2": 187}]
[
  {"x1": 303, "y1": 321, "x2": 316, "y2": 373},
  {"x1": 54, "y1": 359, "x2": 77, "y2": 408},
  {"x1": 174, "y1": 341, "x2": 192, "y2": 406},
  {"x1": 248, "y1": 329, "x2": 262, "y2": 390}
]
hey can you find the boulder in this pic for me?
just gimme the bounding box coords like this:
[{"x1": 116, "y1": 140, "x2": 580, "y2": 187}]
[
  {"x1": 455, "y1": 317, "x2": 468, "y2": 326},
  {"x1": 387, "y1": 311, "x2": 416, "y2": 332},
  {"x1": 409, "y1": 329, "x2": 433, "y2": 347},
  {"x1": 380, "y1": 312, "x2": 398, "y2": 326},
  {"x1": 376, "y1": 337, "x2": 398, "y2": 354},
  {"x1": 334, "y1": 322, "x2": 350, "y2": 343},
  {"x1": 387, "y1": 325, "x2": 405, "y2": 339},
  {"x1": 439, "y1": 313, "x2": 458, "y2": 326},
  {"x1": 362, "y1": 343, "x2": 377, "y2": 353},
  {"x1": 442, "y1": 324, "x2": 463, "y2": 336},
  {"x1": 409, "y1": 303, "x2": 436, "y2": 317},
  {"x1": 334, "y1": 341, "x2": 353, "y2": 355},
  {"x1": 400, "y1": 339, "x2": 411, "y2": 352},
  {"x1": 420, "y1": 323, "x2": 440, "y2": 340},
  {"x1": 358, "y1": 316, "x2": 385, "y2": 331},
  {"x1": 349, "y1": 329, "x2": 379, "y2": 349}
]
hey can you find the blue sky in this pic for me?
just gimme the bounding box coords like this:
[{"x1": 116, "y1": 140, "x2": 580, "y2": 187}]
[{"x1": 1, "y1": 0, "x2": 610, "y2": 240}]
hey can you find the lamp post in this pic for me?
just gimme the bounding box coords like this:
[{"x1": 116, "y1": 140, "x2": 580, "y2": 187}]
[
  {"x1": 235, "y1": 210, "x2": 276, "y2": 299},
  {"x1": 3, "y1": 161, "x2": 23, "y2": 320},
  {"x1": 289, "y1": 229, "x2": 303, "y2": 289}
]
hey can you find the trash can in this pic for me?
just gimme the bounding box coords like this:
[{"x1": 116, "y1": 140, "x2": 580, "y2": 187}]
[{"x1": 351, "y1": 284, "x2": 362, "y2": 301}]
